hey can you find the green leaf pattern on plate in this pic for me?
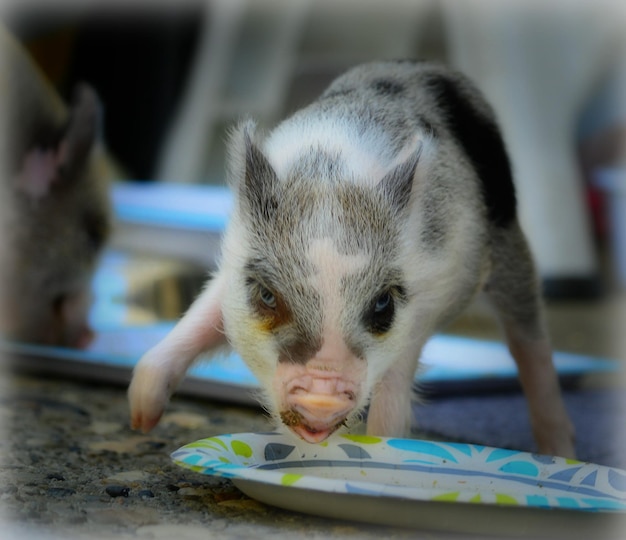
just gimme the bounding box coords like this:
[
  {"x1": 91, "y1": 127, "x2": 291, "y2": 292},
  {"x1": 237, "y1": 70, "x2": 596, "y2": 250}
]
[{"x1": 171, "y1": 433, "x2": 626, "y2": 512}]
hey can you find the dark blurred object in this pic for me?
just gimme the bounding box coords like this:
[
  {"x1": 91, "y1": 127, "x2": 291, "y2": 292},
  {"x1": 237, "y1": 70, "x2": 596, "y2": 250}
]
[
  {"x1": 7, "y1": 5, "x2": 203, "y2": 180},
  {"x1": 0, "y1": 25, "x2": 114, "y2": 348},
  {"x1": 580, "y1": 125, "x2": 626, "y2": 242}
]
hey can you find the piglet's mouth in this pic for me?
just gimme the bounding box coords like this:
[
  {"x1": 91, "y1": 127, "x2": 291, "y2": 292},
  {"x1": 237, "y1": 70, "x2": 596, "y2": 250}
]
[{"x1": 280, "y1": 409, "x2": 347, "y2": 444}]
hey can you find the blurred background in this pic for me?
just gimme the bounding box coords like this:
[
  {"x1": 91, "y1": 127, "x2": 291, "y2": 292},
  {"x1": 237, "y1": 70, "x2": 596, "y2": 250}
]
[{"x1": 2, "y1": 0, "x2": 625, "y2": 359}]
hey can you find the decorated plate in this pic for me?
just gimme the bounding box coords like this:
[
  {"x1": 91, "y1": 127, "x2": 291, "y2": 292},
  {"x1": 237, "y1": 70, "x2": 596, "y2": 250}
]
[{"x1": 172, "y1": 432, "x2": 626, "y2": 535}]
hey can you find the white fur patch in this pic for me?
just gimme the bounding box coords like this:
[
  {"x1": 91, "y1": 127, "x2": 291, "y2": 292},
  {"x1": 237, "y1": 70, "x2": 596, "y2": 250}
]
[
  {"x1": 307, "y1": 237, "x2": 369, "y2": 334},
  {"x1": 265, "y1": 117, "x2": 388, "y2": 182},
  {"x1": 264, "y1": 114, "x2": 434, "y2": 191}
]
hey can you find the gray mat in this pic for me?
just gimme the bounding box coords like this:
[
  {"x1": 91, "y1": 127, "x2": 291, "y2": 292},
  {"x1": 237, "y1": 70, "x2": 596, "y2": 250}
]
[{"x1": 412, "y1": 388, "x2": 626, "y2": 470}]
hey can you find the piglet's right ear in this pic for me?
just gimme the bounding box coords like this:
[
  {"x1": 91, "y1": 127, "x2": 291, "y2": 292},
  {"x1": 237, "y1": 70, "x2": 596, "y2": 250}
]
[
  {"x1": 58, "y1": 84, "x2": 101, "y2": 175},
  {"x1": 17, "y1": 84, "x2": 101, "y2": 200},
  {"x1": 377, "y1": 142, "x2": 423, "y2": 212}
]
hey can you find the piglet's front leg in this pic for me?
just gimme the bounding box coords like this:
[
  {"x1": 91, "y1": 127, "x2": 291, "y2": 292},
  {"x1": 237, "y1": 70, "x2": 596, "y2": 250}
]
[
  {"x1": 128, "y1": 273, "x2": 227, "y2": 433},
  {"x1": 366, "y1": 346, "x2": 422, "y2": 438}
]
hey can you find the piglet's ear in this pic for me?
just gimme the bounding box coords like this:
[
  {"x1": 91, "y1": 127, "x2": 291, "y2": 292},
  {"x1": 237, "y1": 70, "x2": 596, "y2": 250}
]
[
  {"x1": 240, "y1": 122, "x2": 279, "y2": 220},
  {"x1": 58, "y1": 84, "x2": 101, "y2": 175},
  {"x1": 17, "y1": 84, "x2": 101, "y2": 200},
  {"x1": 378, "y1": 141, "x2": 422, "y2": 212}
]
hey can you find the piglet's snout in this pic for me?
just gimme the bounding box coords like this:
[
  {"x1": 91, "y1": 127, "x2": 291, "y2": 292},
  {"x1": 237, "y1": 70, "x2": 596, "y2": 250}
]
[
  {"x1": 285, "y1": 377, "x2": 356, "y2": 443},
  {"x1": 288, "y1": 375, "x2": 355, "y2": 417},
  {"x1": 277, "y1": 333, "x2": 364, "y2": 443}
]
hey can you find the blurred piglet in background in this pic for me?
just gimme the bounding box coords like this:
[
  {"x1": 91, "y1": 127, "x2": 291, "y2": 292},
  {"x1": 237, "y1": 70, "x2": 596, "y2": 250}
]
[
  {"x1": 129, "y1": 61, "x2": 576, "y2": 458},
  {"x1": 0, "y1": 25, "x2": 112, "y2": 348}
]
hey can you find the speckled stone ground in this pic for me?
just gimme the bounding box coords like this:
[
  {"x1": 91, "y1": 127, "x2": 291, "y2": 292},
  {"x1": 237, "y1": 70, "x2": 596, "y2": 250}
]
[{"x1": 1, "y1": 371, "x2": 466, "y2": 540}]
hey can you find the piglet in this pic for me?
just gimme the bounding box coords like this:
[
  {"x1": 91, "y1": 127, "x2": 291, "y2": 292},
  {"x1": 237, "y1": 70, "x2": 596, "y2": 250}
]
[
  {"x1": 128, "y1": 61, "x2": 575, "y2": 458},
  {"x1": 0, "y1": 26, "x2": 112, "y2": 348}
]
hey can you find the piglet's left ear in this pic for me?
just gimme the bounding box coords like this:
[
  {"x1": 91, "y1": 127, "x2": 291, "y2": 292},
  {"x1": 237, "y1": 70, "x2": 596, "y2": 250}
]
[{"x1": 17, "y1": 84, "x2": 101, "y2": 200}]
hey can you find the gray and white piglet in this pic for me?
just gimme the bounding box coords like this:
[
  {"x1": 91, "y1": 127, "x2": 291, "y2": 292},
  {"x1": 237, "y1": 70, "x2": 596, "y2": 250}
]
[{"x1": 128, "y1": 61, "x2": 575, "y2": 458}]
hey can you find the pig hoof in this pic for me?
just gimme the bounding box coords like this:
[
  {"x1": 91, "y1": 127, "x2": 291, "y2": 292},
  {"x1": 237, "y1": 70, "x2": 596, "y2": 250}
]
[
  {"x1": 127, "y1": 365, "x2": 172, "y2": 433},
  {"x1": 131, "y1": 412, "x2": 163, "y2": 434},
  {"x1": 128, "y1": 394, "x2": 166, "y2": 434}
]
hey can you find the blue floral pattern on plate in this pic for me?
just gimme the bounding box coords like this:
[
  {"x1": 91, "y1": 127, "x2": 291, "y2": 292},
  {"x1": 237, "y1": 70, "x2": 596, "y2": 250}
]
[{"x1": 172, "y1": 432, "x2": 626, "y2": 512}]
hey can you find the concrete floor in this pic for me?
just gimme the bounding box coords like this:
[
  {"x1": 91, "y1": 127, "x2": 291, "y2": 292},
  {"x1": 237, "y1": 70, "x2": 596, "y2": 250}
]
[{"x1": 1, "y1": 256, "x2": 624, "y2": 540}]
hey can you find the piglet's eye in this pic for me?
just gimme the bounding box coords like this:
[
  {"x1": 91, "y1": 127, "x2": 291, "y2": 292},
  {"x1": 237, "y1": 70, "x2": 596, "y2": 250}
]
[
  {"x1": 365, "y1": 289, "x2": 396, "y2": 335},
  {"x1": 247, "y1": 279, "x2": 293, "y2": 330},
  {"x1": 259, "y1": 286, "x2": 277, "y2": 309},
  {"x1": 374, "y1": 292, "x2": 391, "y2": 313}
]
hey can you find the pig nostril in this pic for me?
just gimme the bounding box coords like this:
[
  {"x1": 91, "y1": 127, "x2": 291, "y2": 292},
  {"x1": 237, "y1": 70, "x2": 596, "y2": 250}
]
[
  {"x1": 288, "y1": 386, "x2": 307, "y2": 396},
  {"x1": 343, "y1": 391, "x2": 355, "y2": 401}
]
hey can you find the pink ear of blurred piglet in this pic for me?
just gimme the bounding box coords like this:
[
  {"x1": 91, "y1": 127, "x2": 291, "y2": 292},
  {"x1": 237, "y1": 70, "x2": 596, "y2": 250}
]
[{"x1": 17, "y1": 84, "x2": 101, "y2": 200}]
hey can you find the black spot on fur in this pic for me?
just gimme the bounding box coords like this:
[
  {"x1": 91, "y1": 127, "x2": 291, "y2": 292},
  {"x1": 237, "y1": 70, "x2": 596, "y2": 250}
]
[
  {"x1": 372, "y1": 79, "x2": 405, "y2": 97},
  {"x1": 426, "y1": 74, "x2": 516, "y2": 227},
  {"x1": 419, "y1": 184, "x2": 448, "y2": 249},
  {"x1": 292, "y1": 148, "x2": 342, "y2": 180},
  {"x1": 385, "y1": 117, "x2": 410, "y2": 138},
  {"x1": 321, "y1": 88, "x2": 355, "y2": 100},
  {"x1": 391, "y1": 58, "x2": 426, "y2": 65},
  {"x1": 416, "y1": 115, "x2": 437, "y2": 138},
  {"x1": 278, "y1": 337, "x2": 321, "y2": 365}
]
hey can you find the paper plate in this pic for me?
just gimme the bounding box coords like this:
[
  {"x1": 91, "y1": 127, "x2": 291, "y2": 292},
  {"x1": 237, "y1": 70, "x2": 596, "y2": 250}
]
[{"x1": 172, "y1": 432, "x2": 626, "y2": 536}]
